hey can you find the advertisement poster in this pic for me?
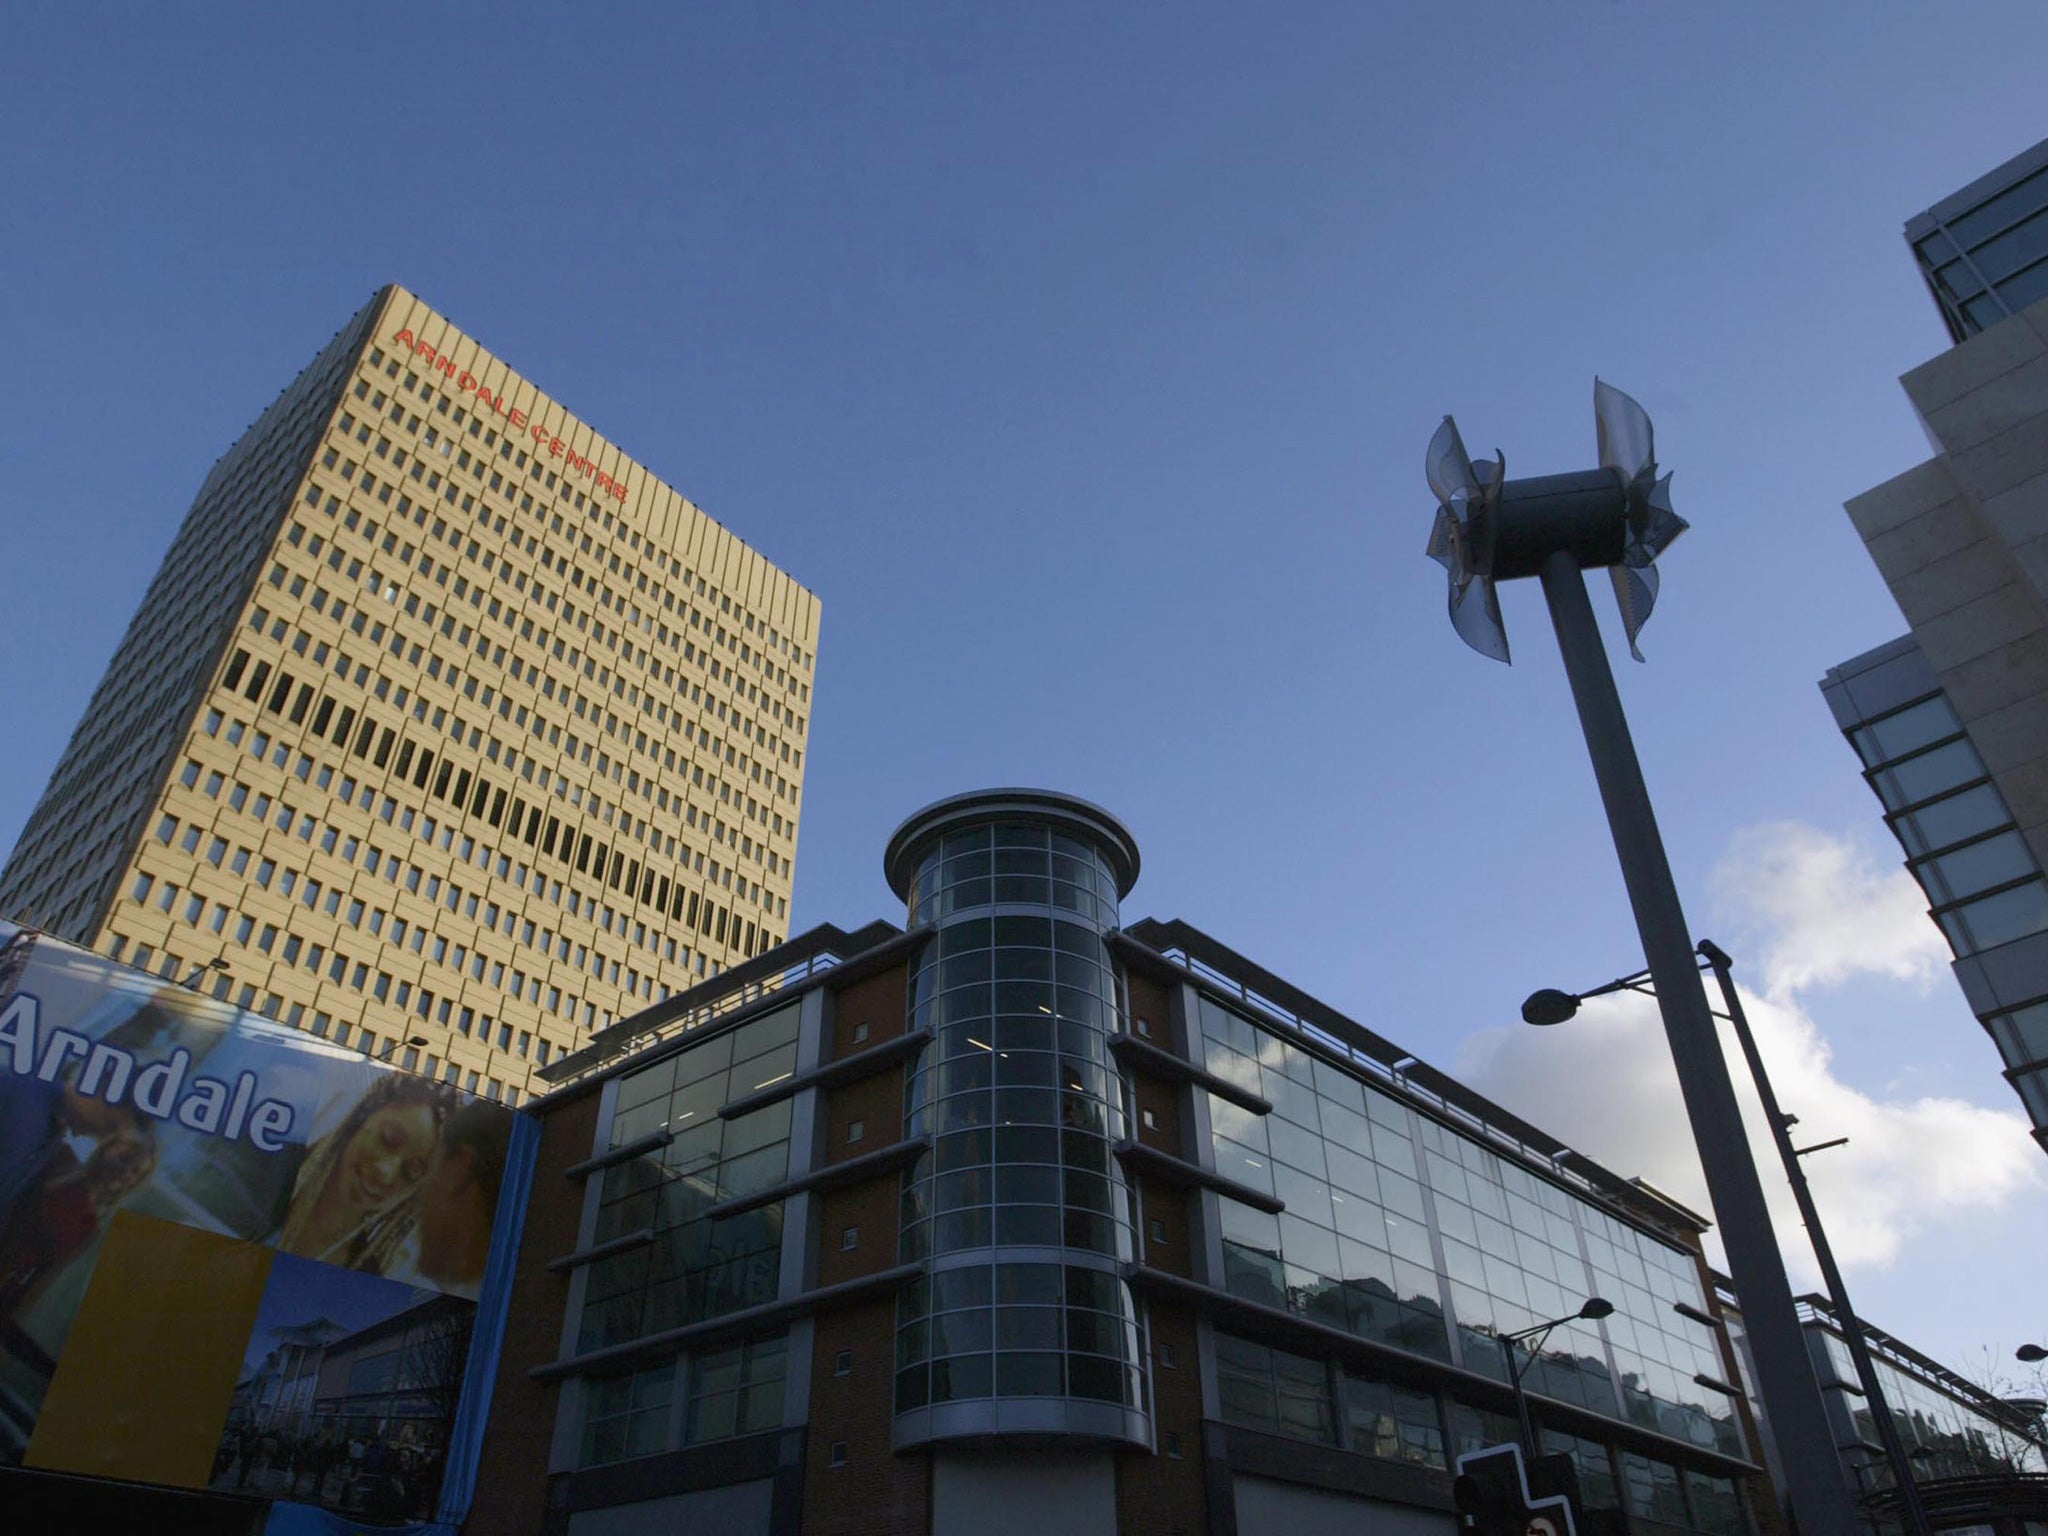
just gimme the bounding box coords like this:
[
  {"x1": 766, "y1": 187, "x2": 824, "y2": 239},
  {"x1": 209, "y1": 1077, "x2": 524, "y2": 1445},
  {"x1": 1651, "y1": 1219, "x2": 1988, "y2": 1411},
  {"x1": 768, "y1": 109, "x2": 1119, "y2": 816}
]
[{"x1": 0, "y1": 926, "x2": 531, "y2": 1530}]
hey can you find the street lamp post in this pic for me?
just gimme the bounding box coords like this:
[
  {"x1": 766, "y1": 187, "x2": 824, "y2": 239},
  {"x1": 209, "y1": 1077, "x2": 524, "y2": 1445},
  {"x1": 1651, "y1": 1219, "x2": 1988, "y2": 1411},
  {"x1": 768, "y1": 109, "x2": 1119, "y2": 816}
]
[
  {"x1": 1528, "y1": 943, "x2": 1933, "y2": 1536},
  {"x1": 1500, "y1": 1297, "x2": 1615, "y2": 1463},
  {"x1": 1422, "y1": 383, "x2": 1862, "y2": 1536},
  {"x1": 1697, "y1": 943, "x2": 1933, "y2": 1536}
]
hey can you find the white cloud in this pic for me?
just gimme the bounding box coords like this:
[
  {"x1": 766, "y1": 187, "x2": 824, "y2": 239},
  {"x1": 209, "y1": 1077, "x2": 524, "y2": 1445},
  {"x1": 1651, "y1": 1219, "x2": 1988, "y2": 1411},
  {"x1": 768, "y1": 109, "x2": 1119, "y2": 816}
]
[
  {"x1": 1707, "y1": 821, "x2": 1949, "y2": 998},
  {"x1": 1456, "y1": 823, "x2": 2041, "y2": 1281}
]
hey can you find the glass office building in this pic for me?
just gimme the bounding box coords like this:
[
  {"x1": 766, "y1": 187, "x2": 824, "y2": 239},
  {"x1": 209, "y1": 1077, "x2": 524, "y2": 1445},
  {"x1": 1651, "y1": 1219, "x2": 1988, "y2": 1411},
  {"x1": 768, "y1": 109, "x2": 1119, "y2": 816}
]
[
  {"x1": 482, "y1": 789, "x2": 1773, "y2": 1536},
  {"x1": 1826, "y1": 133, "x2": 2048, "y2": 1156},
  {"x1": 1799, "y1": 1298, "x2": 2046, "y2": 1494},
  {"x1": 1824, "y1": 638, "x2": 2048, "y2": 1150},
  {"x1": 1908, "y1": 136, "x2": 2048, "y2": 343}
]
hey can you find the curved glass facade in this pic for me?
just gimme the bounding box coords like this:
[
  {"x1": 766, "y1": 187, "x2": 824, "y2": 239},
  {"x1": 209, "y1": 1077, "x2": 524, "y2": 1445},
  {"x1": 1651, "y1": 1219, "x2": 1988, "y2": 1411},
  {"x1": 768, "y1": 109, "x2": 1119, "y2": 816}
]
[{"x1": 886, "y1": 797, "x2": 1148, "y2": 1446}]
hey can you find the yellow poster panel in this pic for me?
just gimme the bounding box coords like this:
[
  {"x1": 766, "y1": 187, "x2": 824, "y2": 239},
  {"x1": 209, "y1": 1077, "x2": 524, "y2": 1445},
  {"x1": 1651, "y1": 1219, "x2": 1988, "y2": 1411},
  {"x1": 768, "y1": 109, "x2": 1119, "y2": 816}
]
[{"x1": 25, "y1": 1209, "x2": 273, "y2": 1488}]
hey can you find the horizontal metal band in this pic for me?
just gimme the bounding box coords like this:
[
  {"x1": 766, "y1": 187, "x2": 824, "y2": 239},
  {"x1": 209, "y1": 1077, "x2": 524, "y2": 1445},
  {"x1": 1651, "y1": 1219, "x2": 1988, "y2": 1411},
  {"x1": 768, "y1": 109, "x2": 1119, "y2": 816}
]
[
  {"x1": 1114, "y1": 1139, "x2": 1284, "y2": 1215},
  {"x1": 547, "y1": 1227, "x2": 655, "y2": 1275},
  {"x1": 1108, "y1": 1032, "x2": 1272, "y2": 1115},
  {"x1": 530, "y1": 1261, "x2": 924, "y2": 1381},
  {"x1": 566, "y1": 1128, "x2": 673, "y2": 1181},
  {"x1": 718, "y1": 1029, "x2": 933, "y2": 1120},
  {"x1": 1128, "y1": 1264, "x2": 1761, "y2": 1481},
  {"x1": 702, "y1": 1136, "x2": 932, "y2": 1220}
]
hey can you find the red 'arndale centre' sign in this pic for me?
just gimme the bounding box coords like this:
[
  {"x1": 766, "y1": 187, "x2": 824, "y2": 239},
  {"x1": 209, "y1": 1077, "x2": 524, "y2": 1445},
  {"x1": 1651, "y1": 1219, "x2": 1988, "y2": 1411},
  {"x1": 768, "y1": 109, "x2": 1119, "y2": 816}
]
[{"x1": 392, "y1": 328, "x2": 628, "y2": 502}]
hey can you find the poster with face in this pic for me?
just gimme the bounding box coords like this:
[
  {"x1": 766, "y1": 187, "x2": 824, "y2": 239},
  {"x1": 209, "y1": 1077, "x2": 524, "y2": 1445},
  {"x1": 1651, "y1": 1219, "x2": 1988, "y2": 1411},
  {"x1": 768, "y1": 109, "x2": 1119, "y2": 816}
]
[{"x1": 0, "y1": 928, "x2": 525, "y2": 1527}]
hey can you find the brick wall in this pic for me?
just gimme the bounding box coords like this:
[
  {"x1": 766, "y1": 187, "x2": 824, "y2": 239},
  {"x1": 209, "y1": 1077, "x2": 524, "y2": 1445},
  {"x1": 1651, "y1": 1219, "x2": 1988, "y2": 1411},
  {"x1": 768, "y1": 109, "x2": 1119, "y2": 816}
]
[{"x1": 466, "y1": 1088, "x2": 603, "y2": 1535}]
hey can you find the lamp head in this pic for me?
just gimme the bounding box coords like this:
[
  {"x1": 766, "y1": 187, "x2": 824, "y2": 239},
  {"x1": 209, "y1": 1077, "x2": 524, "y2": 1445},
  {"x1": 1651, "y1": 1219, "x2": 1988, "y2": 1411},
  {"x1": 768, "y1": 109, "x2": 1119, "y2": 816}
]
[
  {"x1": 1579, "y1": 1297, "x2": 1615, "y2": 1321},
  {"x1": 2018, "y1": 1344, "x2": 2048, "y2": 1364},
  {"x1": 1522, "y1": 988, "x2": 1582, "y2": 1027}
]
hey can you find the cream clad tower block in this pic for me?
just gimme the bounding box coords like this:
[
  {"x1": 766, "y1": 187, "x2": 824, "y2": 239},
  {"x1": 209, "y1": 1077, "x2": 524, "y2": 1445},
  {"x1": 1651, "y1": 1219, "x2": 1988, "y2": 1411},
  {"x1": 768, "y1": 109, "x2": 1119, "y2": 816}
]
[{"x1": 0, "y1": 285, "x2": 820, "y2": 1104}]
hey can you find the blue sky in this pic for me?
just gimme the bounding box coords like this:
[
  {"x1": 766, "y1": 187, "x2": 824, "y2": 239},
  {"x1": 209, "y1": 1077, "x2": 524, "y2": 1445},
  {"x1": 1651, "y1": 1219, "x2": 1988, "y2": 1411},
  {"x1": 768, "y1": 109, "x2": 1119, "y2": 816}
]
[
  {"x1": 3, "y1": 5, "x2": 2042, "y2": 1375},
  {"x1": 239, "y1": 1250, "x2": 431, "y2": 1376}
]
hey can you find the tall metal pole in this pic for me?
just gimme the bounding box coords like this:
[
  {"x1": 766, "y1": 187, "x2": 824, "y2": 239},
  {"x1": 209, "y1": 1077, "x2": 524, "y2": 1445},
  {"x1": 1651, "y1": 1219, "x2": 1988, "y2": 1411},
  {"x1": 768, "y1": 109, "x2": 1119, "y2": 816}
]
[
  {"x1": 1501, "y1": 1332, "x2": 1543, "y2": 1464},
  {"x1": 1536, "y1": 550, "x2": 1861, "y2": 1536},
  {"x1": 1698, "y1": 941, "x2": 1932, "y2": 1536}
]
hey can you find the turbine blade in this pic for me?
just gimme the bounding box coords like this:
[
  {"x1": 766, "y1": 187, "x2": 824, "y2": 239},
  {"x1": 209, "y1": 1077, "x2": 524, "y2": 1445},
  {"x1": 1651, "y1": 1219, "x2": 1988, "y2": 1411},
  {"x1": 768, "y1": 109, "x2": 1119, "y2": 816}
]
[
  {"x1": 1427, "y1": 415, "x2": 1480, "y2": 507},
  {"x1": 1638, "y1": 471, "x2": 1688, "y2": 559},
  {"x1": 1609, "y1": 561, "x2": 1661, "y2": 662},
  {"x1": 1427, "y1": 503, "x2": 1461, "y2": 568},
  {"x1": 1449, "y1": 573, "x2": 1512, "y2": 664},
  {"x1": 1594, "y1": 378, "x2": 1655, "y2": 481}
]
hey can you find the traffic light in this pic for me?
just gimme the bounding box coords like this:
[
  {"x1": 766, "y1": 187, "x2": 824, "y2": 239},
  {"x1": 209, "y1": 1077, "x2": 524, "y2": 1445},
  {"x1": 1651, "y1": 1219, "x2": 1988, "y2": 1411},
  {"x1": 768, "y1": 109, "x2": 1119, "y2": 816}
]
[{"x1": 1453, "y1": 1444, "x2": 1580, "y2": 1536}]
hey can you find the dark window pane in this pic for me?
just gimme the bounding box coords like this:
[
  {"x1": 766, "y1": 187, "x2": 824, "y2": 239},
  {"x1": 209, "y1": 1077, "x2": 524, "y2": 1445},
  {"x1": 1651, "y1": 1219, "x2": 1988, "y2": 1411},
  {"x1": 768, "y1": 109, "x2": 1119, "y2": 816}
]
[
  {"x1": 1949, "y1": 165, "x2": 2048, "y2": 249},
  {"x1": 1878, "y1": 740, "x2": 1982, "y2": 809},
  {"x1": 896, "y1": 1366, "x2": 930, "y2": 1410},
  {"x1": 1066, "y1": 1355, "x2": 1127, "y2": 1403},
  {"x1": 1952, "y1": 880, "x2": 2048, "y2": 953},
  {"x1": 995, "y1": 1352, "x2": 1062, "y2": 1396},
  {"x1": 1898, "y1": 784, "x2": 2008, "y2": 855},
  {"x1": 1853, "y1": 695, "x2": 1958, "y2": 767},
  {"x1": 931, "y1": 1355, "x2": 993, "y2": 1401},
  {"x1": 1920, "y1": 831, "x2": 2037, "y2": 903}
]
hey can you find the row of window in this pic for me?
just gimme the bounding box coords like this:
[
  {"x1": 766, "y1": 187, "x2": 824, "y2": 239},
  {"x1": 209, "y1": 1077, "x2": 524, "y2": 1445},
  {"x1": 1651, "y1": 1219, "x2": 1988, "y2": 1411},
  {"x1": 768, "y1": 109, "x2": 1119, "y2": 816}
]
[
  {"x1": 1217, "y1": 1334, "x2": 1747, "y2": 1536},
  {"x1": 164, "y1": 687, "x2": 781, "y2": 1023},
  {"x1": 581, "y1": 1007, "x2": 802, "y2": 1354},
  {"x1": 1807, "y1": 1320, "x2": 2048, "y2": 1480},
  {"x1": 1855, "y1": 692, "x2": 2048, "y2": 958},
  {"x1": 327, "y1": 363, "x2": 810, "y2": 810},
  {"x1": 0, "y1": 310, "x2": 370, "y2": 929},
  {"x1": 201, "y1": 658, "x2": 781, "y2": 961},
  {"x1": 579, "y1": 1333, "x2": 789, "y2": 1467},
  {"x1": 282, "y1": 477, "x2": 805, "y2": 822},
  {"x1": 1201, "y1": 993, "x2": 1742, "y2": 1456},
  {"x1": 154, "y1": 334, "x2": 812, "y2": 1029},
  {"x1": 96, "y1": 930, "x2": 522, "y2": 1104},
  {"x1": 364, "y1": 338, "x2": 815, "y2": 684},
  {"x1": 266, "y1": 468, "x2": 790, "y2": 962},
  {"x1": 128, "y1": 856, "x2": 602, "y2": 1028},
  {"x1": 271, "y1": 481, "x2": 795, "y2": 900},
  {"x1": 1913, "y1": 157, "x2": 2048, "y2": 340}
]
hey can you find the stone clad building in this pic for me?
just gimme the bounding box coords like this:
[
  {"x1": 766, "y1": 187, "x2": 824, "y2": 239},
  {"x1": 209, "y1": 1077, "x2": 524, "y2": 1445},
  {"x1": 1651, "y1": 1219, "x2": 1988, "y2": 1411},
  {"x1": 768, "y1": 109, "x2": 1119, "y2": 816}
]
[
  {"x1": 1823, "y1": 137, "x2": 2048, "y2": 1150},
  {"x1": 0, "y1": 286, "x2": 818, "y2": 1102}
]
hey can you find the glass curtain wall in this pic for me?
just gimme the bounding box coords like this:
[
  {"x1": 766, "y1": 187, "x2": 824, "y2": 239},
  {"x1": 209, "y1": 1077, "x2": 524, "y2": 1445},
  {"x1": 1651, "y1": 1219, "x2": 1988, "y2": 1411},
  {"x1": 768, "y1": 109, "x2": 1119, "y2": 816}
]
[
  {"x1": 1911, "y1": 149, "x2": 2048, "y2": 341},
  {"x1": 893, "y1": 818, "x2": 1147, "y2": 1439},
  {"x1": 1214, "y1": 1331, "x2": 1744, "y2": 1536},
  {"x1": 1200, "y1": 993, "x2": 1743, "y2": 1459},
  {"x1": 1853, "y1": 693, "x2": 2048, "y2": 959},
  {"x1": 578, "y1": 1004, "x2": 801, "y2": 1354},
  {"x1": 1806, "y1": 1322, "x2": 2048, "y2": 1486},
  {"x1": 1850, "y1": 690, "x2": 2048, "y2": 1128}
]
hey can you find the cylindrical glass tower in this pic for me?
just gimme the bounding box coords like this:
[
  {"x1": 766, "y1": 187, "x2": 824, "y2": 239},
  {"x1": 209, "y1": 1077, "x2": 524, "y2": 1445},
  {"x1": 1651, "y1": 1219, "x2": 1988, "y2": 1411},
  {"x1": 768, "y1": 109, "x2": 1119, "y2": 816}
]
[{"x1": 883, "y1": 789, "x2": 1148, "y2": 1447}]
